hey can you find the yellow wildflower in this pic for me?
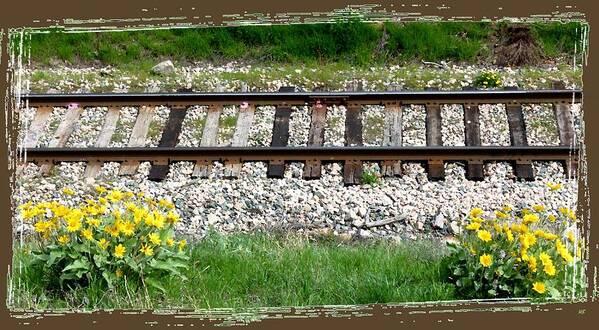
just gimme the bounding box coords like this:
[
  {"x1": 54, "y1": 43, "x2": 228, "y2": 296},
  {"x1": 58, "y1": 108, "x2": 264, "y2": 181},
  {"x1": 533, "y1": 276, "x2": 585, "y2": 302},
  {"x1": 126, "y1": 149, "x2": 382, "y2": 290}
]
[
  {"x1": 527, "y1": 255, "x2": 538, "y2": 272},
  {"x1": 470, "y1": 208, "x2": 484, "y2": 218},
  {"x1": 98, "y1": 238, "x2": 109, "y2": 250},
  {"x1": 85, "y1": 217, "x2": 101, "y2": 228},
  {"x1": 520, "y1": 233, "x2": 537, "y2": 249},
  {"x1": 105, "y1": 225, "x2": 120, "y2": 237},
  {"x1": 125, "y1": 202, "x2": 137, "y2": 212},
  {"x1": 544, "y1": 263, "x2": 556, "y2": 276},
  {"x1": 107, "y1": 189, "x2": 123, "y2": 202},
  {"x1": 133, "y1": 207, "x2": 148, "y2": 224},
  {"x1": 532, "y1": 204, "x2": 545, "y2": 212},
  {"x1": 539, "y1": 252, "x2": 551, "y2": 265},
  {"x1": 166, "y1": 237, "x2": 175, "y2": 247},
  {"x1": 95, "y1": 185, "x2": 107, "y2": 194},
  {"x1": 559, "y1": 246, "x2": 574, "y2": 263},
  {"x1": 567, "y1": 231, "x2": 575, "y2": 243},
  {"x1": 81, "y1": 228, "x2": 94, "y2": 240},
  {"x1": 502, "y1": 205, "x2": 513, "y2": 212},
  {"x1": 465, "y1": 222, "x2": 481, "y2": 231},
  {"x1": 53, "y1": 204, "x2": 70, "y2": 217},
  {"x1": 18, "y1": 201, "x2": 33, "y2": 210},
  {"x1": 34, "y1": 220, "x2": 52, "y2": 233},
  {"x1": 159, "y1": 198, "x2": 175, "y2": 209},
  {"x1": 511, "y1": 223, "x2": 529, "y2": 234},
  {"x1": 62, "y1": 187, "x2": 75, "y2": 196},
  {"x1": 114, "y1": 244, "x2": 126, "y2": 258},
  {"x1": 124, "y1": 191, "x2": 134, "y2": 199},
  {"x1": 166, "y1": 211, "x2": 180, "y2": 224},
  {"x1": 471, "y1": 217, "x2": 484, "y2": 224},
  {"x1": 139, "y1": 244, "x2": 154, "y2": 256},
  {"x1": 522, "y1": 214, "x2": 539, "y2": 225},
  {"x1": 559, "y1": 207, "x2": 576, "y2": 221},
  {"x1": 151, "y1": 211, "x2": 165, "y2": 229},
  {"x1": 546, "y1": 182, "x2": 562, "y2": 191},
  {"x1": 65, "y1": 215, "x2": 83, "y2": 232},
  {"x1": 477, "y1": 230, "x2": 492, "y2": 242},
  {"x1": 121, "y1": 221, "x2": 135, "y2": 236},
  {"x1": 495, "y1": 211, "x2": 508, "y2": 219},
  {"x1": 534, "y1": 229, "x2": 545, "y2": 237},
  {"x1": 98, "y1": 197, "x2": 108, "y2": 205},
  {"x1": 178, "y1": 239, "x2": 187, "y2": 252},
  {"x1": 57, "y1": 235, "x2": 70, "y2": 245},
  {"x1": 543, "y1": 232, "x2": 558, "y2": 240},
  {"x1": 493, "y1": 223, "x2": 502, "y2": 233},
  {"x1": 116, "y1": 269, "x2": 123, "y2": 278},
  {"x1": 548, "y1": 214, "x2": 557, "y2": 222},
  {"x1": 148, "y1": 232, "x2": 161, "y2": 245},
  {"x1": 480, "y1": 254, "x2": 493, "y2": 267},
  {"x1": 532, "y1": 282, "x2": 546, "y2": 294},
  {"x1": 506, "y1": 229, "x2": 514, "y2": 242}
]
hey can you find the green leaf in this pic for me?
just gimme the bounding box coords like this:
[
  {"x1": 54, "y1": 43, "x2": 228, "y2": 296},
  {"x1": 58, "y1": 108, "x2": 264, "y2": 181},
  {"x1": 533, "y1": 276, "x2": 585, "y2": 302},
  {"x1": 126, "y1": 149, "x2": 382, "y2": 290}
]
[
  {"x1": 93, "y1": 254, "x2": 107, "y2": 268},
  {"x1": 59, "y1": 272, "x2": 77, "y2": 287},
  {"x1": 145, "y1": 277, "x2": 166, "y2": 293},
  {"x1": 63, "y1": 258, "x2": 90, "y2": 272},
  {"x1": 47, "y1": 250, "x2": 63, "y2": 267},
  {"x1": 499, "y1": 284, "x2": 511, "y2": 293},
  {"x1": 149, "y1": 259, "x2": 184, "y2": 275},
  {"x1": 102, "y1": 270, "x2": 114, "y2": 289},
  {"x1": 547, "y1": 286, "x2": 561, "y2": 299}
]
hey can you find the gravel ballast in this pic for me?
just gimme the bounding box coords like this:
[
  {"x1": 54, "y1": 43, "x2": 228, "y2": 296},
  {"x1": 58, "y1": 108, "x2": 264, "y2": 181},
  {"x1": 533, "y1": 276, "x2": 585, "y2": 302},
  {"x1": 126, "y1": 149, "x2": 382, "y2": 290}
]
[{"x1": 12, "y1": 63, "x2": 583, "y2": 241}]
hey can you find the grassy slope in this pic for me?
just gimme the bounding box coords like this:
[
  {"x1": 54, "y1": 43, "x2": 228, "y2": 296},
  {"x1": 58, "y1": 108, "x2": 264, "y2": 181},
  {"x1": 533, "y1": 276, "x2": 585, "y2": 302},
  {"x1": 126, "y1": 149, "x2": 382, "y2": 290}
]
[
  {"x1": 10, "y1": 232, "x2": 455, "y2": 310},
  {"x1": 20, "y1": 21, "x2": 584, "y2": 69}
]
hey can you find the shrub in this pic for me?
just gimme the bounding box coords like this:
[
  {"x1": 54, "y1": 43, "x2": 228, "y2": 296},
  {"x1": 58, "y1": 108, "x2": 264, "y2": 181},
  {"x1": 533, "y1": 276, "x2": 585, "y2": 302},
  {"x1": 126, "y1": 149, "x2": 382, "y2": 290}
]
[
  {"x1": 17, "y1": 187, "x2": 189, "y2": 294},
  {"x1": 473, "y1": 71, "x2": 502, "y2": 88},
  {"x1": 443, "y1": 182, "x2": 586, "y2": 301}
]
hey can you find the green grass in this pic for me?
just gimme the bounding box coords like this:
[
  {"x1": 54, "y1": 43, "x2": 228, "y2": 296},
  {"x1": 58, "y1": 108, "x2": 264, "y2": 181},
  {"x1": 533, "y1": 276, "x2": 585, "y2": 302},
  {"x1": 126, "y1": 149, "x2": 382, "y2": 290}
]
[
  {"x1": 9, "y1": 231, "x2": 455, "y2": 310},
  {"x1": 17, "y1": 21, "x2": 586, "y2": 69},
  {"x1": 361, "y1": 170, "x2": 380, "y2": 186}
]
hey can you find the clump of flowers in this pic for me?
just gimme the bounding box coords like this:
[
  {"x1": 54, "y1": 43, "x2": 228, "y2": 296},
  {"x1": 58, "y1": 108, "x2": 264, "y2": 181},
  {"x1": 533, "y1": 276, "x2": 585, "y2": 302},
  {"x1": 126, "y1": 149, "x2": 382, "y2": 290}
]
[
  {"x1": 473, "y1": 71, "x2": 502, "y2": 88},
  {"x1": 443, "y1": 183, "x2": 586, "y2": 301},
  {"x1": 18, "y1": 187, "x2": 189, "y2": 293}
]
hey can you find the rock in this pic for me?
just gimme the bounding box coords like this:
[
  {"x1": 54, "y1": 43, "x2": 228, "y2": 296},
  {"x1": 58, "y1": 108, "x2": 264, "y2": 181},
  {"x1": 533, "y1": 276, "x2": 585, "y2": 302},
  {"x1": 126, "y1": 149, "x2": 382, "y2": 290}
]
[
  {"x1": 314, "y1": 227, "x2": 332, "y2": 236},
  {"x1": 151, "y1": 60, "x2": 175, "y2": 75},
  {"x1": 380, "y1": 195, "x2": 393, "y2": 206},
  {"x1": 207, "y1": 213, "x2": 219, "y2": 225},
  {"x1": 358, "y1": 207, "x2": 368, "y2": 217},
  {"x1": 359, "y1": 229, "x2": 372, "y2": 238},
  {"x1": 433, "y1": 214, "x2": 445, "y2": 229},
  {"x1": 352, "y1": 218, "x2": 365, "y2": 228},
  {"x1": 338, "y1": 233, "x2": 353, "y2": 242},
  {"x1": 417, "y1": 221, "x2": 424, "y2": 231},
  {"x1": 450, "y1": 221, "x2": 461, "y2": 235}
]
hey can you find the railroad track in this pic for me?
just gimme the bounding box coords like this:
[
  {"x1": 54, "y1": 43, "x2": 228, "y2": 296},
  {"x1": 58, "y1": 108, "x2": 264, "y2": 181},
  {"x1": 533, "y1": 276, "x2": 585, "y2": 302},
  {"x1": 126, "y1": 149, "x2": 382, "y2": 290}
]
[{"x1": 17, "y1": 86, "x2": 581, "y2": 185}]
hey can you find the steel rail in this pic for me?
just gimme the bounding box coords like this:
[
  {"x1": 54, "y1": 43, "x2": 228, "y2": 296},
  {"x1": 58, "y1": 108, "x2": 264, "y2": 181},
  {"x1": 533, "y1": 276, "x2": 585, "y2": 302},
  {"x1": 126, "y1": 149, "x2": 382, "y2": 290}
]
[
  {"x1": 21, "y1": 146, "x2": 578, "y2": 164},
  {"x1": 20, "y1": 89, "x2": 582, "y2": 107}
]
